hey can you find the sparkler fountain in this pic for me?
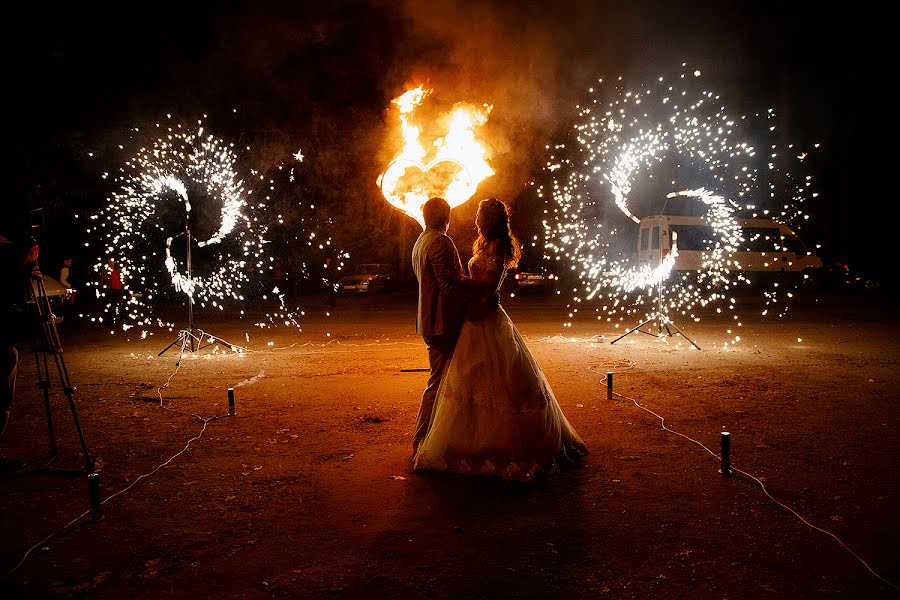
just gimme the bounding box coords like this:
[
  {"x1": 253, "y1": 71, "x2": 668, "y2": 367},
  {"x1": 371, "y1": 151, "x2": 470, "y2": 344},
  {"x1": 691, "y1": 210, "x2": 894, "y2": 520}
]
[
  {"x1": 87, "y1": 118, "x2": 273, "y2": 345},
  {"x1": 608, "y1": 189, "x2": 730, "y2": 349},
  {"x1": 541, "y1": 66, "x2": 818, "y2": 348},
  {"x1": 156, "y1": 180, "x2": 240, "y2": 359}
]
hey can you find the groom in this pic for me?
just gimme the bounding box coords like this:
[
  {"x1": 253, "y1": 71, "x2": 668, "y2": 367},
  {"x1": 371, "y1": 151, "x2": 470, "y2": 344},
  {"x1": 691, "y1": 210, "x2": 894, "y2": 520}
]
[{"x1": 411, "y1": 197, "x2": 493, "y2": 453}]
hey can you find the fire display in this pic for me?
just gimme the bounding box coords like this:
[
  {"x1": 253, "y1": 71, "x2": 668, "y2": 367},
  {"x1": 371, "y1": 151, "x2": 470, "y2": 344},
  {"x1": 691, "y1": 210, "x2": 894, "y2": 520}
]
[{"x1": 377, "y1": 86, "x2": 494, "y2": 227}]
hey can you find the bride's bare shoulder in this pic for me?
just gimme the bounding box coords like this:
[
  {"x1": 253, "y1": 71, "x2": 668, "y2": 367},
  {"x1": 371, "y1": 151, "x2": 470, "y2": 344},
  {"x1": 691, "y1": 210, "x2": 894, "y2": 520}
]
[{"x1": 484, "y1": 239, "x2": 506, "y2": 258}]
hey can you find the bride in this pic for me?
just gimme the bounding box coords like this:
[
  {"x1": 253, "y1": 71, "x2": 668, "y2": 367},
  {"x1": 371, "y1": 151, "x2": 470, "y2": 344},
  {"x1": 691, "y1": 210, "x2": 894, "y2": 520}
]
[{"x1": 413, "y1": 198, "x2": 588, "y2": 481}]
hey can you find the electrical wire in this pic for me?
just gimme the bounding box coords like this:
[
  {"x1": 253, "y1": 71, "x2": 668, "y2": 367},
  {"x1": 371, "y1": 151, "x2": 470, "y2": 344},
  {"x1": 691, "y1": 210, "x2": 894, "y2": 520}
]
[
  {"x1": 260, "y1": 339, "x2": 421, "y2": 357},
  {"x1": 216, "y1": 337, "x2": 422, "y2": 356},
  {"x1": 5, "y1": 334, "x2": 533, "y2": 578},
  {"x1": 606, "y1": 376, "x2": 899, "y2": 592},
  {"x1": 534, "y1": 334, "x2": 607, "y2": 344},
  {"x1": 2, "y1": 358, "x2": 226, "y2": 581}
]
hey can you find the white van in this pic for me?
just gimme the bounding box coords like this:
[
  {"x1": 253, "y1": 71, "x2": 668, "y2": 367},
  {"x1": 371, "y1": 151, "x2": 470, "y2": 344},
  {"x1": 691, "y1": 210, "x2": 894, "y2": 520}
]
[{"x1": 636, "y1": 215, "x2": 822, "y2": 275}]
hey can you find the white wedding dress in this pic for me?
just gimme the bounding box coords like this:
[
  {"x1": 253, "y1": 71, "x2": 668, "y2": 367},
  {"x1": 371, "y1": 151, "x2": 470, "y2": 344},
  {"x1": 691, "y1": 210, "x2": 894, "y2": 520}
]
[{"x1": 413, "y1": 251, "x2": 589, "y2": 481}]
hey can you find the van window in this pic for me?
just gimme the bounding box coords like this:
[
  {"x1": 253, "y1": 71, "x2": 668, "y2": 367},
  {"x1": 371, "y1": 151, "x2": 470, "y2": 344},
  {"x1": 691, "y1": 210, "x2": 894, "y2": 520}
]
[
  {"x1": 743, "y1": 227, "x2": 781, "y2": 252},
  {"x1": 669, "y1": 224, "x2": 716, "y2": 251},
  {"x1": 651, "y1": 226, "x2": 660, "y2": 250},
  {"x1": 640, "y1": 228, "x2": 649, "y2": 251}
]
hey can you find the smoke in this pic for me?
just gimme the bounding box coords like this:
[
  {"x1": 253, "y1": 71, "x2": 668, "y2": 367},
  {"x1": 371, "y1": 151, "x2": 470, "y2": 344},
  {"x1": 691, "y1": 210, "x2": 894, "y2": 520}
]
[
  {"x1": 234, "y1": 370, "x2": 266, "y2": 388},
  {"x1": 181, "y1": 1, "x2": 612, "y2": 256},
  {"x1": 9, "y1": 1, "x2": 867, "y2": 273},
  {"x1": 189, "y1": 0, "x2": 619, "y2": 258}
]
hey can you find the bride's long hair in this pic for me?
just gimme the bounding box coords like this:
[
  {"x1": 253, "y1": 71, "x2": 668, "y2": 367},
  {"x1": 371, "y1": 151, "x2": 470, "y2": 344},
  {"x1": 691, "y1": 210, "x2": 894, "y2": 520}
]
[{"x1": 472, "y1": 198, "x2": 522, "y2": 268}]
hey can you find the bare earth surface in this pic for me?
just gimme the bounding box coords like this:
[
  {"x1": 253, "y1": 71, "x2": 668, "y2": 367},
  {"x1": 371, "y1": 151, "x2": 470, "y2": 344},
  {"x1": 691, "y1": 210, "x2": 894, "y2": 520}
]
[{"x1": 1, "y1": 291, "x2": 898, "y2": 599}]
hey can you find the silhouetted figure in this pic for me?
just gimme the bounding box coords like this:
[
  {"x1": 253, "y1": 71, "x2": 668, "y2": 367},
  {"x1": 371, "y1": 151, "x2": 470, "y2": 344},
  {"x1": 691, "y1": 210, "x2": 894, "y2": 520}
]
[
  {"x1": 100, "y1": 258, "x2": 125, "y2": 323},
  {"x1": 1, "y1": 236, "x2": 39, "y2": 470},
  {"x1": 410, "y1": 198, "x2": 492, "y2": 454}
]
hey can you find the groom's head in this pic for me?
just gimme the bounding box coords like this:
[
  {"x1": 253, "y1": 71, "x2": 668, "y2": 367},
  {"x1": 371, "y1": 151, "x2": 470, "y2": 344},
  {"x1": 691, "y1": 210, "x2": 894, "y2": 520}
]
[{"x1": 423, "y1": 197, "x2": 451, "y2": 232}]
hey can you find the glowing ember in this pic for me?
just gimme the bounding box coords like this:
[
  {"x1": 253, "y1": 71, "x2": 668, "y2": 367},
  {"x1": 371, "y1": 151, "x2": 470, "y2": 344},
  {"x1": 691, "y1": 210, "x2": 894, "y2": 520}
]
[
  {"x1": 377, "y1": 86, "x2": 494, "y2": 227},
  {"x1": 540, "y1": 66, "x2": 818, "y2": 346}
]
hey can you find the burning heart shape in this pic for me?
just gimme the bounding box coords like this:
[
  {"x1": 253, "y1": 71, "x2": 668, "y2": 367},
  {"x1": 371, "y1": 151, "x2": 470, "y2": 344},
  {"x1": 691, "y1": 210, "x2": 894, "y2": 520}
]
[
  {"x1": 378, "y1": 86, "x2": 494, "y2": 228},
  {"x1": 378, "y1": 157, "x2": 475, "y2": 228}
]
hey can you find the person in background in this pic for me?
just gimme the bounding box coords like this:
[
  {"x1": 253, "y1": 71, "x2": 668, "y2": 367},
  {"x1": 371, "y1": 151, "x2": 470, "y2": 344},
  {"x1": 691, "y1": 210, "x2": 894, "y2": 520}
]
[
  {"x1": 273, "y1": 258, "x2": 284, "y2": 292},
  {"x1": 323, "y1": 253, "x2": 338, "y2": 307},
  {"x1": 59, "y1": 257, "x2": 73, "y2": 290},
  {"x1": 1, "y1": 237, "x2": 39, "y2": 470},
  {"x1": 101, "y1": 258, "x2": 125, "y2": 322},
  {"x1": 57, "y1": 257, "x2": 74, "y2": 322}
]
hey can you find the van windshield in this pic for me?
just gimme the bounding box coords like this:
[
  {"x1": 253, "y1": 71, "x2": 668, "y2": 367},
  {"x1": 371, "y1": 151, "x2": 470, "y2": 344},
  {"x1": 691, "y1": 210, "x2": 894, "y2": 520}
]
[{"x1": 782, "y1": 234, "x2": 807, "y2": 254}]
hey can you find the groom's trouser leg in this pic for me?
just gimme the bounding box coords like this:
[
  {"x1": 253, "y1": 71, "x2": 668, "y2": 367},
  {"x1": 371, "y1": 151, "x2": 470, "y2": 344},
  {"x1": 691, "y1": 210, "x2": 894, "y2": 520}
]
[{"x1": 413, "y1": 335, "x2": 453, "y2": 450}]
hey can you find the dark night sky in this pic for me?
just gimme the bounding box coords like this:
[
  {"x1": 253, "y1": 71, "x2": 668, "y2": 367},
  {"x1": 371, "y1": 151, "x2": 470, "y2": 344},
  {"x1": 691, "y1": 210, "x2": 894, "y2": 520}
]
[{"x1": 3, "y1": 1, "x2": 886, "y2": 277}]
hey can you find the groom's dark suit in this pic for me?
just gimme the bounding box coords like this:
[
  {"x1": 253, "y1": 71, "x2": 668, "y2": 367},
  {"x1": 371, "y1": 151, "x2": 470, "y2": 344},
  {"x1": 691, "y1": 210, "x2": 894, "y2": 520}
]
[{"x1": 412, "y1": 227, "x2": 485, "y2": 450}]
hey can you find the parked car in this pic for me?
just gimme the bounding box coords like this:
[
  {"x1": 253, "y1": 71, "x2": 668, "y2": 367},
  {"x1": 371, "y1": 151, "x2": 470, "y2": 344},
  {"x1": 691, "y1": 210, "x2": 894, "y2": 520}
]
[
  {"x1": 512, "y1": 267, "x2": 558, "y2": 291},
  {"x1": 809, "y1": 261, "x2": 882, "y2": 293},
  {"x1": 339, "y1": 263, "x2": 396, "y2": 293}
]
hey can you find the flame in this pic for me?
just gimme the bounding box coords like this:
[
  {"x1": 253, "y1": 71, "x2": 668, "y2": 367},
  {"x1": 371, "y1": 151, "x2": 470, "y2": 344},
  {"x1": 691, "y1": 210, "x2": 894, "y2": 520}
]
[{"x1": 378, "y1": 86, "x2": 494, "y2": 228}]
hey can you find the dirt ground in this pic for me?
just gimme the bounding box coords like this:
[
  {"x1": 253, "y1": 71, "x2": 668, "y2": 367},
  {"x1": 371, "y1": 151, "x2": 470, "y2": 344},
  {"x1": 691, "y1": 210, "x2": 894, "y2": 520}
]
[{"x1": 1, "y1": 291, "x2": 898, "y2": 599}]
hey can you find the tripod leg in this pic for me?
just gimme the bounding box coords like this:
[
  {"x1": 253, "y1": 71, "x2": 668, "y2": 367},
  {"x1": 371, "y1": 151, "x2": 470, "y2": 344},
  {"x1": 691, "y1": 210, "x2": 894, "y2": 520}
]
[
  {"x1": 666, "y1": 320, "x2": 701, "y2": 350},
  {"x1": 61, "y1": 381, "x2": 102, "y2": 518},
  {"x1": 62, "y1": 388, "x2": 102, "y2": 519},
  {"x1": 158, "y1": 331, "x2": 186, "y2": 357},
  {"x1": 610, "y1": 317, "x2": 655, "y2": 345},
  {"x1": 663, "y1": 320, "x2": 675, "y2": 337},
  {"x1": 33, "y1": 325, "x2": 57, "y2": 458},
  {"x1": 43, "y1": 301, "x2": 103, "y2": 518}
]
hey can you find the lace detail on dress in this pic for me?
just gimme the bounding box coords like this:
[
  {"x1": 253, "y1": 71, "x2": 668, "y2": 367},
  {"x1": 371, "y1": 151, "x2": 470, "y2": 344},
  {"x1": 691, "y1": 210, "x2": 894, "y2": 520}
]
[
  {"x1": 468, "y1": 252, "x2": 507, "y2": 294},
  {"x1": 469, "y1": 253, "x2": 505, "y2": 274},
  {"x1": 414, "y1": 450, "x2": 569, "y2": 482}
]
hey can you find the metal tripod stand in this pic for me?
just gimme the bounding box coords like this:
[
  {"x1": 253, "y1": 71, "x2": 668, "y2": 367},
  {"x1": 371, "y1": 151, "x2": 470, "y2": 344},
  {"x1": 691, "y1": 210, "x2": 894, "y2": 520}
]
[
  {"x1": 610, "y1": 281, "x2": 701, "y2": 350},
  {"x1": 27, "y1": 267, "x2": 102, "y2": 518},
  {"x1": 158, "y1": 223, "x2": 242, "y2": 363}
]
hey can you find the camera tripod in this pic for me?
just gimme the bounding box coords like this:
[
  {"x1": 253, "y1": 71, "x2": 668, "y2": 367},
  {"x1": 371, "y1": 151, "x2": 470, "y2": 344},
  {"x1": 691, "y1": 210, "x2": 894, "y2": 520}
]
[
  {"x1": 25, "y1": 267, "x2": 102, "y2": 518},
  {"x1": 610, "y1": 281, "x2": 701, "y2": 350},
  {"x1": 158, "y1": 224, "x2": 244, "y2": 363}
]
